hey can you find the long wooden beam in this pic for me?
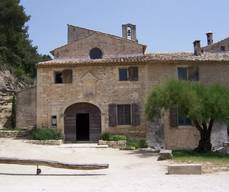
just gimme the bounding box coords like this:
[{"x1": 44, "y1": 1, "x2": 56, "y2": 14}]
[{"x1": 0, "y1": 157, "x2": 109, "y2": 170}]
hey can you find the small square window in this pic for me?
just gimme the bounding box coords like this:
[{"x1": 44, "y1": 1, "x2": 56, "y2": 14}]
[
  {"x1": 220, "y1": 46, "x2": 226, "y2": 52},
  {"x1": 54, "y1": 72, "x2": 63, "y2": 83},
  {"x1": 177, "y1": 67, "x2": 188, "y2": 80},
  {"x1": 51, "y1": 115, "x2": 57, "y2": 127},
  {"x1": 54, "y1": 69, "x2": 72, "y2": 84},
  {"x1": 119, "y1": 68, "x2": 128, "y2": 81}
]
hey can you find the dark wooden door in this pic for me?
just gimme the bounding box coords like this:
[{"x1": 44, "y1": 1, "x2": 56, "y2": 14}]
[{"x1": 76, "y1": 113, "x2": 89, "y2": 141}]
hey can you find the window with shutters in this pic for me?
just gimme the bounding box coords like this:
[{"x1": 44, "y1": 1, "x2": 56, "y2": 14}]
[
  {"x1": 177, "y1": 66, "x2": 199, "y2": 81},
  {"x1": 54, "y1": 69, "x2": 73, "y2": 84},
  {"x1": 176, "y1": 66, "x2": 197, "y2": 126},
  {"x1": 119, "y1": 66, "x2": 138, "y2": 81},
  {"x1": 177, "y1": 107, "x2": 191, "y2": 126},
  {"x1": 108, "y1": 103, "x2": 140, "y2": 126},
  {"x1": 117, "y1": 104, "x2": 131, "y2": 125},
  {"x1": 170, "y1": 106, "x2": 192, "y2": 127}
]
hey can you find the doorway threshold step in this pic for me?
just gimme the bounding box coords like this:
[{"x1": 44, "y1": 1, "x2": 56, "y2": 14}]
[{"x1": 59, "y1": 143, "x2": 108, "y2": 148}]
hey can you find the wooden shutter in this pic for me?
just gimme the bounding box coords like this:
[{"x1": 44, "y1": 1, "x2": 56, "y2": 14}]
[
  {"x1": 188, "y1": 66, "x2": 199, "y2": 81},
  {"x1": 108, "y1": 104, "x2": 117, "y2": 127},
  {"x1": 169, "y1": 106, "x2": 178, "y2": 127},
  {"x1": 131, "y1": 103, "x2": 140, "y2": 126},
  {"x1": 128, "y1": 67, "x2": 138, "y2": 81},
  {"x1": 62, "y1": 69, "x2": 73, "y2": 83}
]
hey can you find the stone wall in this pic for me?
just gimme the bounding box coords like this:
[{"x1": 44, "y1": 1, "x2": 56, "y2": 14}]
[
  {"x1": 37, "y1": 64, "x2": 146, "y2": 138},
  {"x1": 202, "y1": 38, "x2": 229, "y2": 52},
  {"x1": 52, "y1": 32, "x2": 145, "y2": 59},
  {"x1": 16, "y1": 87, "x2": 36, "y2": 129},
  {"x1": 37, "y1": 60, "x2": 229, "y2": 148}
]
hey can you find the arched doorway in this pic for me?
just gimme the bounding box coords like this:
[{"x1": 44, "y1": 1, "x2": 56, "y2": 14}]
[{"x1": 64, "y1": 103, "x2": 101, "y2": 142}]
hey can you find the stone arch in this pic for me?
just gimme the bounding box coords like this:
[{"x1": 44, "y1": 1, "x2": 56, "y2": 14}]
[{"x1": 64, "y1": 102, "x2": 101, "y2": 142}]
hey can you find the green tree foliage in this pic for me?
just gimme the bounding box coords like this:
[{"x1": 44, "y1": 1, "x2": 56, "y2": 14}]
[
  {"x1": 145, "y1": 80, "x2": 229, "y2": 152},
  {"x1": 0, "y1": 0, "x2": 50, "y2": 78}
]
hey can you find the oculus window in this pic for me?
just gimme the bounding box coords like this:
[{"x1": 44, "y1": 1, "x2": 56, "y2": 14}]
[{"x1": 89, "y1": 48, "x2": 103, "y2": 59}]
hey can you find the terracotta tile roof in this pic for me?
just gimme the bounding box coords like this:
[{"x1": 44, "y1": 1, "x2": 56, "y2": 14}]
[{"x1": 38, "y1": 52, "x2": 229, "y2": 67}]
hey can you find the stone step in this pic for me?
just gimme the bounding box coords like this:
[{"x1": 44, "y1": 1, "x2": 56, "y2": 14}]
[
  {"x1": 59, "y1": 143, "x2": 108, "y2": 148},
  {"x1": 167, "y1": 164, "x2": 202, "y2": 175}
]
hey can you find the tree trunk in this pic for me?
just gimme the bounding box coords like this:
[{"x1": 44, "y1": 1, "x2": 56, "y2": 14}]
[{"x1": 194, "y1": 119, "x2": 214, "y2": 152}]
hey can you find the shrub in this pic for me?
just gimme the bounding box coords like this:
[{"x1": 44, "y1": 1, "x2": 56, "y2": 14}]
[
  {"x1": 31, "y1": 128, "x2": 63, "y2": 140},
  {"x1": 101, "y1": 133, "x2": 127, "y2": 141},
  {"x1": 127, "y1": 139, "x2": 148, "y2": 149},
  {"x1": 101, "y1": 132, "x2": 112, "y2": 141},
  {"x1": 110, "y1": 134, "x2": 127, "y2": 141},
  {"x1": 139, "y1": 139, "x2": 148, "y2": 148}
]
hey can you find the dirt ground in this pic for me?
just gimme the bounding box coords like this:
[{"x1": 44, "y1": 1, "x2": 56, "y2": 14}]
[{"x1": 0, "y1": 138, "x2": 228, "y2": 192}]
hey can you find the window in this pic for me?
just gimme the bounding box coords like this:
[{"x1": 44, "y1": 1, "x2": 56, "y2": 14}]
[
  {"x1": 117, "y1": 104, "x2": 131, "y2": 125},
  {"x1": 119, "y1": 67, "x2": 138, "y2": 81},
  {"x1": 220, "y1": 46, "x2": 226, "y2": 52},
  {"x1": 51, "y1": 115, "x2": 57, "y2": 127},
  {"x1": 169, "y1": 106, "x2": 191, "y2": 127},
  {"x1": 54, "y1": 69, "x2": 72, "y2": 84},
  {"x1": 177, "y1": 107, "x2": 191, "y2": 126},
  {"x1": 177, "y1": 67, "x2": 188, "y2": 80},
  {"x1": 119, "y1": 68, "x2": 128, "y2": 81},
  {"x1": 89, "y1": 48, "x2": 103, "y2": 59},
  {"x1": 54, "y1": 72, "x2": 63, "y2": 83},
  {"x1": 108, "y1": 103, "x2": 140, "y2": 126},
  {"x1": 177, "y1": 66, "x2": 199, "y2": 81}
]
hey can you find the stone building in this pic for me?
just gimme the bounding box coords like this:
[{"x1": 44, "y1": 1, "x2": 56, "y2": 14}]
[{"x1": 16, "y1": 24, "x2": 229, "y2": 149}]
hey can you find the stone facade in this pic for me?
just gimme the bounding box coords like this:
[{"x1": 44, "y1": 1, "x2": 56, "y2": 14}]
[
  {"x1": 16, "y1": 87, "x2": 36, "y2": 129},
  {"x1": 202, "y1": 37, "x2": 229, "y2": 53},
  {"x1": 51, "y1": 25, "x2": 146, "y2": 59},
  {"x1": 17, "y1": 24, "x2": 229, "y2": 149}
]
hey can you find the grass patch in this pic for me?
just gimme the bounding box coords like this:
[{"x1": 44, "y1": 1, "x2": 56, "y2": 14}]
[
  {"x1": 31, "y1": 128, "x2": 63, "y2": 140},
  {"x1": 173, "y1": 150, "x2": 229, "y2": 165}
]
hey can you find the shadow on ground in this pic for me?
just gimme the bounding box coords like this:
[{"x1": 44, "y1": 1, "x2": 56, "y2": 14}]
[
  {"x1": 0, "y1": 172, "x2": 107, "y2": 177},
  {"x1": 126, "y1": 150, "x2": 159, "y2": 158}
]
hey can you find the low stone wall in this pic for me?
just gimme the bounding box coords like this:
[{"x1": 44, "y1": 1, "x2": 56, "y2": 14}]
[
  {"x1": 98, "y1": 140, "x2": 126, "y2": 148},
  {"x1": 0, "y1": 130, "x2": 29, "y2": 138},
  {"x1": 26, "y1": 140, "x2": 63, "y2": 145},
  {"x1": 167, "y1": 164, "x2": 202, "y2": 175}
]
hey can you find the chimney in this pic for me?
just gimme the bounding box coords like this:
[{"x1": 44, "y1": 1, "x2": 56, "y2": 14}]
[
  {"x1": 122, "y1": 23, "x2": 137, "y2": 42},
  {"x1": 193, "y1": 40, "x2": 201, "y2": 56},
  {"x1": 206, "y1": 32, "x2": 213, "y2": 45}
]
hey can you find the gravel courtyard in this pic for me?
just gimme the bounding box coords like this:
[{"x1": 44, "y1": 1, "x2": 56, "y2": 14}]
[{"x1": 0, "y1": 138, "x2": 228, "y2": 192}]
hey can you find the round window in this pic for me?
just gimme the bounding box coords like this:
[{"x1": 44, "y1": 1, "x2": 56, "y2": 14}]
[{"x1": 89, "y1": 48, "x2": 103, "y2": 59}]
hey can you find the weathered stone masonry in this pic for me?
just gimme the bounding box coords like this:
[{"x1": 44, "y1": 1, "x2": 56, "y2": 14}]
[{"x1": 16, "y1": 24, "x2": 229, "y2": 149}]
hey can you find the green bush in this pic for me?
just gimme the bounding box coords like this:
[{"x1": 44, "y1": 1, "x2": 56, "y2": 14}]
[
  {"x1": 31, "y1": 128, "x2": 63, "y2": 140},
  {"x1": 139, "y1": 139, "x2": 148, "y2": 148},
  {"x1": 101, "y1": 133, "x2": 127, "y2": 141},
  {"x1": 127, "y1": 139, "x2": 148, "y2": 149},
  {"x1": 101, "y1": 132, "x2": 112, "y2": 141},
  {"x1": 110, "y1": 134, "x2": 127, "y2": 141}
]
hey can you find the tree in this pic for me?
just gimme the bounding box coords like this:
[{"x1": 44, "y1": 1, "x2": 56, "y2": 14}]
[
  {"x1": 0, "y1": 0, "x2": 50, "y2": 78},
  {"x1": 145, "y1": 80, "x2": 229, "y2": 152}
]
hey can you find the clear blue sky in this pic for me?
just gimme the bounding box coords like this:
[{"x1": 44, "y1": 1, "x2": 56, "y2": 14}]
[{"x1": 20, "y1": 0, "x2": 229, "y2": 55}]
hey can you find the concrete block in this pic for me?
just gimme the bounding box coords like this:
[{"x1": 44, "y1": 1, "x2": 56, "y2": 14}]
[{"x1": 168, "y1": 164, "x2": 202, "y2": 175}]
